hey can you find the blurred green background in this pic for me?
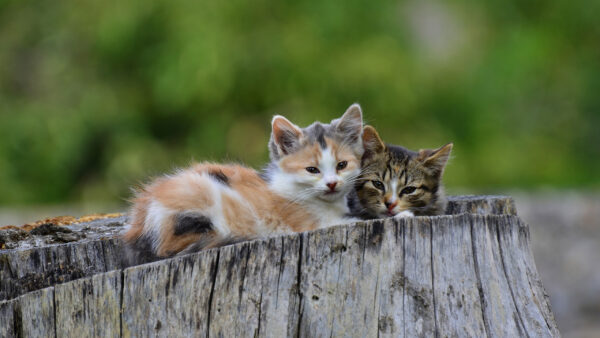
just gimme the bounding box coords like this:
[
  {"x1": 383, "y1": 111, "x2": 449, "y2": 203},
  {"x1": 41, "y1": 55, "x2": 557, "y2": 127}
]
[{"x1": 1, "y1": 0, "x2": 599, "y2": 208}]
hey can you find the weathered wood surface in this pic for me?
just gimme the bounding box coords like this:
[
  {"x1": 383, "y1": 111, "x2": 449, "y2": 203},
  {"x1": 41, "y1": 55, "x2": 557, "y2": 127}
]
[
  {"x1": 54, "y1": 270, "x2": 122, "y2": 337},
  {"x1": 446, "y1": 195, "x2": 517, "y2": 216},
  {"x1": 0, "y1": 238, "x2": 125, "y2": 302},
  {"x1": 0, "y1": 195, "x2": 515, "y2": 302},
  {"x1": 0, "y1": 287, "x2": 55, "y2": 337},
  {"x1": 0, "y1": 211, "x2": 560, "y2": 337}
]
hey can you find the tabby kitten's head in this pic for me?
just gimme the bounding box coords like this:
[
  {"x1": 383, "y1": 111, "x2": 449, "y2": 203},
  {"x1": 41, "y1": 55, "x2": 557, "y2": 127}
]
[
  {"x1": 267, "y1": 104, "x2": 364, "y2": 202},
  {"x1": 355, "y1": 126, "x2": 452, "y2": 218}
]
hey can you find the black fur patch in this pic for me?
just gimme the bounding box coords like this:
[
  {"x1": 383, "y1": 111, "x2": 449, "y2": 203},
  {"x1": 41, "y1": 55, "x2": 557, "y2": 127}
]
[
  {"x1": 174, "y1": 214, "x2": 213, "y2": 236},
  {"x1": 312, "y1": 124, "x2": 328, "y2": 149},
  {"x1": 125, "y1": 234, "x2": 161, "y2": 263},
  {"x1": 208, "y1": 170, "x2": 229, "y2": 186},
  {"x1": 317, "y1": 133, "x2": 327, "y2": 149}
]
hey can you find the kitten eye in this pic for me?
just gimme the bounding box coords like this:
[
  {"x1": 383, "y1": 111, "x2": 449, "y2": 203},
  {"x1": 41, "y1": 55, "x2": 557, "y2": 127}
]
[
  {"x1": 401, "y1": 186, "x2": 416, "y2": 195},
  {"x1": 305, "y1": 167, "x2": 320, "y2": 174},
  {"x1": 372, "y1": 180, "x2": 385, "y2": 191},
  {"x1": 336, "y1": 161, "x2": 348, "y2": 170}
]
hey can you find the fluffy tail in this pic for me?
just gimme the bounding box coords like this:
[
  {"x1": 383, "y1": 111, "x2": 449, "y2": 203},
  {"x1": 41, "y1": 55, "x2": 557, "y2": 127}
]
[{"x1": 122, "y1": 163, "x2": 261, "y2": 261}]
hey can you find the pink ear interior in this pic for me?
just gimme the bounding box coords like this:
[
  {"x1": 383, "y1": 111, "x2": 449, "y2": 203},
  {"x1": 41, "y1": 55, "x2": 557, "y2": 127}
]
[
  {"x1": 337, "y1": 104, "x2": 363, "y2": 136},
  {"x1": 420, "y1": 143, "x2": 453, "y2": 171},
  {"x1": 362, "y1": 125, "x2": 385, "y2": 156},
  {"x1": 272, "y1": 116, "x2": 303, "y2": 154}
]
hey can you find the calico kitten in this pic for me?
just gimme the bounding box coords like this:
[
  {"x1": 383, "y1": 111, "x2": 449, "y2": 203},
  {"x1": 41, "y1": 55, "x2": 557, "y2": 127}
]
[
  {"x1": 123, "y1": 104, "x2": 364, "y2": 258},
  {"x1": 349, "y1": 125, "x2": 452, "y2": 219}
]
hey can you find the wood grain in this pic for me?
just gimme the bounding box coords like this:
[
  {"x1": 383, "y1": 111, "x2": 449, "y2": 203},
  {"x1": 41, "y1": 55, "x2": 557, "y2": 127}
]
[{"x1": 0, "y1": 196, "x2": 560, "y2": 337}]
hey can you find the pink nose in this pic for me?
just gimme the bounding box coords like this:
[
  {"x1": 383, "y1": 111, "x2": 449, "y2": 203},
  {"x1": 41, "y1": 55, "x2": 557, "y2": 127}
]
[
  {"x1": 385, "y1": 201, "x2": 398, "y2": 211},
  {"x1": 326, "y1": 182, "x2": 337, "y2": 191}
]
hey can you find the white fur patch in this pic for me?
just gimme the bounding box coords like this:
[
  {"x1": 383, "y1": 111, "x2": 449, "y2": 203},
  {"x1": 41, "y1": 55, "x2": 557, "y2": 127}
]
[
  {"x1": 389, "y1": 180, "x2": 398, "y2": 205},
  {"x1": 394, "y1": 210, "x2": 414, "y2": 218},
  {"x1": 269, "y1": 146, "x2": 359, "y2": 229},
  {"x1": 141, "y1": 170, "x2": 250, "y2": 253},
  {"x1": 187, "y1": 171, "x2": 266, "y2": 237},
  {"x1": 320, "y1": 147, "x2": 338, "y2": 186},
  {"x1": 144, "y1": 200, "x2": 174, "y2": 252},
  {"x1": 199, "y1": 172, "x2": 230, "y2": 237}
]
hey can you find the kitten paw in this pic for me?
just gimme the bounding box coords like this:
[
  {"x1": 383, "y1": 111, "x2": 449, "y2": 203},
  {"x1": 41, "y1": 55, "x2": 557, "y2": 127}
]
[{"x1": 394, "y1": 210, "x2": 414, "y2": 218}]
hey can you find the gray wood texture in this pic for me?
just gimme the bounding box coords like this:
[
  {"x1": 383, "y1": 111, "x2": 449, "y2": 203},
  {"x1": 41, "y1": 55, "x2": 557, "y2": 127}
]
[
  {"x1": 0, "y1": 195, "x2": 515, "y2": 302},
  {"x1": 0, "y1": 196, "x2": 560, "y2": 337},
  {"x1": 446, "y1": 195, "x2": 517, "y2": 216},
  {"x1": 0, "y1": 238, "x2": 125, "y2": 302},
  {"x1": 55, "y1": 270, "x2": 122, "y2": 337},
  {"x1": 1, "y1": 288, "x2": 56, "y2": 337}
]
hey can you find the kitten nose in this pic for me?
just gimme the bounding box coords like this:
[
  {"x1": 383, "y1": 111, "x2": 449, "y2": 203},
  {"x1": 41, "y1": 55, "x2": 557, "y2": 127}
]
[
  {"x1": 385, "y1": 201, "x2": 398, "y2": 211},
  {"x1": 326, "y1": 182, "x2": 337, "y2": 191}
]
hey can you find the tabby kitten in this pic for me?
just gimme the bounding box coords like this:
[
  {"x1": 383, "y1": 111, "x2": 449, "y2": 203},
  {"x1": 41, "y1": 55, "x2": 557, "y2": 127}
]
[
  {"x1": 349, "y1": 126, "x2": 453, "y2": 219},
  {"x1": 123, "y1": 104, "x2": 364, "y2": 258}
]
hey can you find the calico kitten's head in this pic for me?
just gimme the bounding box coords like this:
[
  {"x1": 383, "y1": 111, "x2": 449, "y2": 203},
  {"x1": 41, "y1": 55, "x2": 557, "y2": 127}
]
[
  {"x1": 356, "y1": 126, "x2": 452, "y2": 217},
  {"x1": 267, "y1": 104, "x2": 364, "y2": 202}
]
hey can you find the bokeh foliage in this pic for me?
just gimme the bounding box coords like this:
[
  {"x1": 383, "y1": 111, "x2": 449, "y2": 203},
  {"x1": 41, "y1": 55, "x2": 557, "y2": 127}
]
[{"x1": 0, "y1": 0, "x2": 598, "y2": 205}]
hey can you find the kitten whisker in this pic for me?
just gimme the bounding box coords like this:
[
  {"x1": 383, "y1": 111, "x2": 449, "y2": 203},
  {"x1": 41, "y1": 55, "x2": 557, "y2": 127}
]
[{"x1": 349, "y1": 133, "x2": 450, "y2": 219}]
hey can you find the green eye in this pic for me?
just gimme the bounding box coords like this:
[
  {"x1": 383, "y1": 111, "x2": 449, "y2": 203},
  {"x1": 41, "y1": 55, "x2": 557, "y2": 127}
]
[
  {"x1": 401, "y1": 186, "x2": 416, "y2": 195},
  {"x1": 306, "y1": 167, "x2": 320, "y2": 174},
  {"x1": 372, "y1": 180, "x2": 385, "y2": 191}
]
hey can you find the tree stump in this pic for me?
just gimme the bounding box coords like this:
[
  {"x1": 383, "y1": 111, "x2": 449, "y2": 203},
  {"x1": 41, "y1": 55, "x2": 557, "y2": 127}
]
[{"x1": 0, "y1": 196, "x2": 560, "y2": 337}]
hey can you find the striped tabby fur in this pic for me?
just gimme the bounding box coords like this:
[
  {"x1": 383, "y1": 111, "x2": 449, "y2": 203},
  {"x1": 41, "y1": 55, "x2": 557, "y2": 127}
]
[{"x1": 349, "y1": 126, "x2": 453, "y2": 219}]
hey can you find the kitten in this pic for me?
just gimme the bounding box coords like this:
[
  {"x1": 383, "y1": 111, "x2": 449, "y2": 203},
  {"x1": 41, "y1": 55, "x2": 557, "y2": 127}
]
[
  {"x1": 123, "y1": 104, "x2": 364, "y2": 258},
  {"x1": 349, "y1": 125, "x2": 452, "y2": 219}
]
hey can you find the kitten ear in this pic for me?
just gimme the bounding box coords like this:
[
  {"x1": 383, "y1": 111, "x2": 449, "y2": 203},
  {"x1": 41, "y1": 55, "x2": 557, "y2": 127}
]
[
  {"x1": 270, "y1": 115, "x2": 303, "y2": 158},
  {"x1": 418, "y1": 143, "x2": 453, "y2": 176},
  {"x1": 335, "y1": 103, "x2": 363, "y2": 143},
  {"x1": 362, "y1": 125, "x2": 385, "y2": 158}
]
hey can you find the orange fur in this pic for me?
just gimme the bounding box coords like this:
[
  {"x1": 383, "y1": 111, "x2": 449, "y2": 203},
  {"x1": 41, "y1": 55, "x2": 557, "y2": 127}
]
[
  {"x1": 279, "y1": 137, "x2": 359, "y2": 174},
  {"x1": 124, "y1": 163, "x2": 319, "y2": 257},
  {"x1": 279, "y1": 142, "x2": 321, "y2": 172},
  {"x1": 160, "y1": 232, "x2": 205, "y2": 256},
  {"x1": 221, "y1": 193, "x2": 257, "y2": 234},
  {"x1": 327, "y1": 138, "x2": 360, "y2": 173},
  {"x1": 122, "y1": 194, "x2": 149, "y2": 242},
  {"x1": 124, "y1": 104, "x2": 364, "y2": 257},
  {"x1": 153, "y1": 172, "x2": 215, "y2": 210}
]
